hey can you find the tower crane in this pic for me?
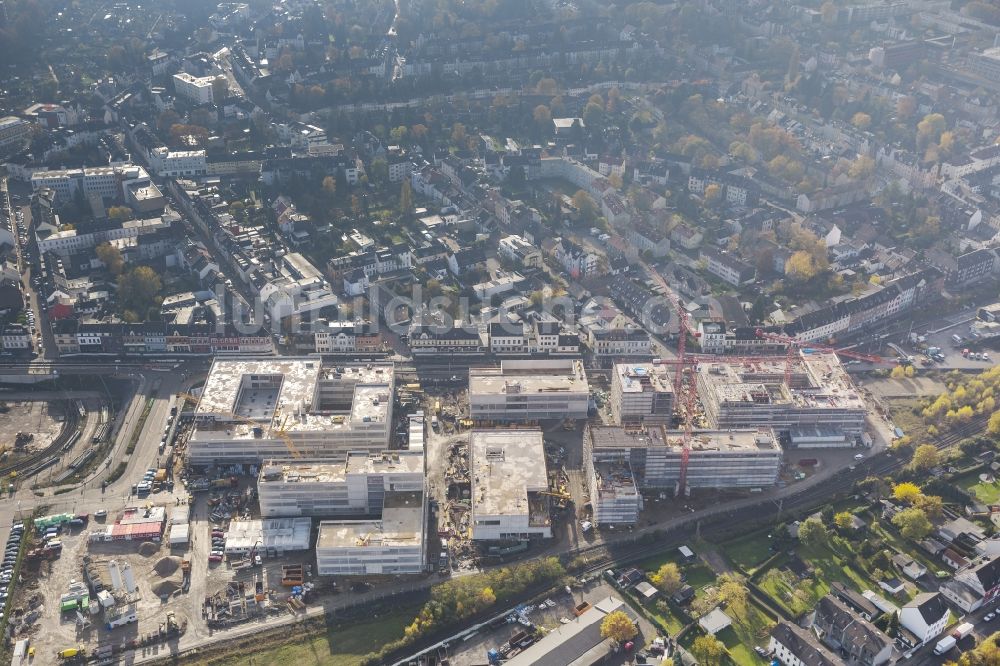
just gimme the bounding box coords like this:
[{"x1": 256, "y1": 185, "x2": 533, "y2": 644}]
[
  {"x1": 176, "y1": 392, "x2": 302, "y2": 459},
  {"x1": 753, "y1": 329, "x2": 897, "y2": 386}
]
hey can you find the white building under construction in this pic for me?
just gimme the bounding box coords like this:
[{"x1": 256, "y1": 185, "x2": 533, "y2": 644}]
[
  {"x1": 586, "y1": 425, "x2": 783, "y2": 523},
  {"x1": 187, "y1": 358, "x2": 394, "y2": 465},
  {"x1": 610, "y1": 362, "x2": 674, "y2": 424},
  {"x1": 315, "y1": 490, "x2": 427, "y2": 575},
  {"x1": 468, "y1": 360, "x2": 589, "y2": 422},
  {"x1": 695, "y1": 351, "x2": 866, "y2": 446},
  {"x1": 470, "y1": 429, "x2": 551, "y2": 540},
  {"x1": 258, "y1": 452, "x2": 425, "y2": 518}
]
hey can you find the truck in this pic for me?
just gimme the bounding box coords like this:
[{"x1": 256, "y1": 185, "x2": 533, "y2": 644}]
[
  {"x1": 952, "y1": 622, "x2": 975, "y2": 640},
  {"x1": 934, "y1": 635, "x2": 957, "y2": 655}
]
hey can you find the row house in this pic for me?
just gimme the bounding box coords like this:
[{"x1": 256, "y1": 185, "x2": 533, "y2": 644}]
[
  {"x1": 926, "y1": 247, "x2": 997, "y2": 288},
  {"x1": 588, "y1": 327, "x2": 652, "y2": 359},
  {"x1": 52, "y1": 320, "x2": 272, "y2": 356},
  {"x1": 809, "y1": 595, "x2": 892, "y2": 666},
  {"x1": 407, "y1": 323, "x2": 487, "y2": 356},
  {"x1": 671, "y1": 223, "x2": 704, "y2": 251},
  {"x1": 697, "y1": 322, "x2": 788, "y2": 355},
  {"x1": 687, "y1": 169, "x2": 758, "y2": 207},
  {"x1": 0, "y1": 325, "x2": 31, "y2": 354},
  {"x1": 601, "y1": 192, "x2": 631, "y2": 227},
  {"x1": 313, "y1": 321, "x2": 381, "y2": 353},
  {"x1": 489, "y1": 322, "x2": 527, "y2": 354}
]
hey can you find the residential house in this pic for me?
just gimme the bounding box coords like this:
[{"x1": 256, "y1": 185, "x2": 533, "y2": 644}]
[
  {"x1": 810, "y1": 595, "x2": 892, "y2": 666},
  {"x1": 899, "y1": 593, "x2": 949, "y2": 648},
  {"x1": 926, "y1": 248, "x2": 997, "y2": 288},
  {"x1": 700, "y1": 248, "x2": 755, "y2": 286},
  {"x1": 447, "y1": 248, "x2": 487, "y2": 277},
  {"x1": 671, "y1": 223, "x2": 704, "y2": 251},
  {"x1": 768, "y1": 622, "x2": 840, "y2": 666},
  {"x1": 498, "y1": 235, "x2": 543, "y2": 269},
  {"x1": 892, "y1": 553, "x2": 927, "y2": 580},
  {"x1": 940, "y1": 555, "x2": 1000, "y2": 612}
]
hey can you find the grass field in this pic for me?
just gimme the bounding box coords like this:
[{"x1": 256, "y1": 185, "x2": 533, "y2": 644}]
[
  {"x1": 721, "y1": 531, "x2": 774, "y2": 572},
  {"x1": 885, "y1": 397, "x2": 930, "y2": 444},
  {"x1": 200, "y1": 610, "x2": 413, "y2": 666},
  {"x1": 958, "y1": 472, "x2": 1000, "y2": 504}
]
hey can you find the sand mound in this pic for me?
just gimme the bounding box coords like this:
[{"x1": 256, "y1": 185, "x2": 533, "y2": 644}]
[
  {"x1": 154, "y1": 556, "x2": 182, "y2": 577},
  {"x1": 152, "y1": 579, "x2": 181, "y2": 597},
  {"x1": 138, "y1": 542, "x2": 159, "y2": 557}
]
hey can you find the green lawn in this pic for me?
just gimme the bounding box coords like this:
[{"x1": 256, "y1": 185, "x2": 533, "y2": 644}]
[
  {"x1": 202, "y1": 610, "x2": 413, "y2": 666},
  {"x1": 717, "y1": 626, "x2": 758, "y2": 666},
  {"x1": 958, "y1": 473, "x2": 1000, "y2": 504},
  {"x1": 721, "y1": 531, "x2": 775, "y2": 572}
]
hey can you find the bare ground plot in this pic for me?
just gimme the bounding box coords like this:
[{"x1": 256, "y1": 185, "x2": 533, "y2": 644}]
[
  {"x1": 865, "y1": 377, "x2": 947, "y2": 399},
  {"x1": 0, "y1": 399, "x2": 67, "y2": 460},
  {"x1": 24, "y1": 526, "x2": 202, "y2": 660}
]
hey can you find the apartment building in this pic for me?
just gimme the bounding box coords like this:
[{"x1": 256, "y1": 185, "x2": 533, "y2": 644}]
[
  {"x1": 30, "y1": 163, "x2": 160, "y2": 205},
  {"x1": 188, "y1": 359, "x2": 394, "y2": 465},
  {"x1": 696, "y1": 352, "x2": 867, "y2": 443},
  {"x1": 468, "y1": 359, "x2": 590, "y2": 422},
  {"x1": 316, "y1": 490, "x2": 426, "y2": 575},
  {"x1": 610, "y1": 362, "x2": 674, "y2": 424},
  {"x1": 172, "y1": 72, "x2": 222, "y2": 104},
  {"x1": 587, "y1": 425, "x2": 783, "y2": 503},
  {"x1": 469, "y1": 430, "x2": 551, "y2": 541},
  {"x1": 258, "y1": 452, "x2": 424, "y2": 518}
]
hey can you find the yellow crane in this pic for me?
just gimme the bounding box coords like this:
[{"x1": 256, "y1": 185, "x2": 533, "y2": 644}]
[{"x1": 176, "y1": 392, "x2": 301, "y2": 459}]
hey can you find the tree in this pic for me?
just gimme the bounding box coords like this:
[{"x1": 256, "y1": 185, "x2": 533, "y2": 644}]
[
  {"x1": 533, "y1": 104, "x2": 552, "y2": 130},
  {"x1": 322, "y1": 175, "x2": 337, "y2": 199},
  {"x1": 717, "y1": 574, "x2": 749, "y2": 617},
  {"x1": 892, "y1": 507, "x2": 932, "y2": 539},
  {"x1": 851, "y1": 112, "x2": 872, "y2": 130},
  {"x1": 909, "y1": 444, "x2": 939, "y2": 472},
  {"x1": 400, "y1": 180, "x2": 414, "y2": 218},
  {"x1": 704, "y1": 183, "x2": 722, "y2": 204},
  {"x1": 891, "y1": 365, "x2": 906, "y2": 379},
  {"x1": 95, "y1": 243, "x2": 124, "y2": 276},
  {"x1": 650, "y1": 562, "x2": 683, "y2": 594},
  {"x1": 913, "y1": 494, "x2": 944, "y2": 520},
  {"x1": 369, "y1": 158, "x2": 388, "y2": 185},
  {"x1": 390, "y1": 125, "x2": 408, "y2": 142},
  {"x1": 849, "y1": 155, "x2": 875, "y2": 180},
  {"x1": 211, "y1": 76, "x2": 229, "y2": 102},
  {"x1": 988, "y1": 410, "x2": 1000, "y2": 435},
  {"x1": 117, "y1": 266, "x2": 162, "y2": 319},
  {"x1": 572, "y1": 190, "x2": 599, "y2": 224},
  {"x1": 785, "y1": 250, "x2": 819, "y2": 281},
  {"x1": 834, "y1": 511, "x2": 854, "y2": 530},
  {"x1": 798, "y1": 517, "x2": 828, "y2": 548},
  {"x1": 892, "y1": 482, "x2": 922, "y2": 503},
  {"x1": 691, "y1": 635, "x2": 725, "y2": 666},
  {"x1": 917, "y1": 113, "x2": 946, "y2": 150},
  {"x1": 950, "y1": 629, "x2": 1000, "y2": 665},
  {"x1": 107, "y1": 206, "x2": 133, "y2": 222},
  {"x1": 600, "y1": 610, "x2": 637, "y2": 643},
  {"x1": 450, "y1": 123, "x2": 466, "y2": 145}
]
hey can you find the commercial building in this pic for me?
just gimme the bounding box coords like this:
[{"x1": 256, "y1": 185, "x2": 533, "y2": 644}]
[
  {"x1": 586, "y1": 426, "x2": 782, "y2": 514},
  {"x1": 469, "y1": 430, "x2": 551, "y2": 540},
  {"x1": 316, "y1": 490, "x2": 426, "y2": 575},
  {"x1": 0, "y1": 115, "x2": 31, "y2": 152},
  {"x1": 258, "y1": 452, "x2": 424, "y2": 518},
  {"x1": 172, "y1": 72, "x2": 223, "y2": 104},
  {"x1": 188, "y1": 359, "x2": 394, "y2": 465},
  {"x1": 30, "y1": 163, "x2": 161, "y2": 205},
  {"x1": 148, "y1": 147, "x2": 207, "y2": 177},
  {"x1": 696, "y1": 352, "x2": 866, "y2": 445},
  {"x1": 610, "y1": 362, "x2": 674, "y2": 424},
  {"x1": 469, "y1": 359, "x2": 589, "y2": 422}
]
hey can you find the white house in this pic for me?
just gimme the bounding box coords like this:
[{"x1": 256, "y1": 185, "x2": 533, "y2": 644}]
[{"x1": 899, "y1": 593, "x2": 949, "y2": 647}]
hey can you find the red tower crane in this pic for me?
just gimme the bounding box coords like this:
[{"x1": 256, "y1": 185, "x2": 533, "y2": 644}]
[{"x1": 754, "y1": 329, "x2": 897, "y2": 385}]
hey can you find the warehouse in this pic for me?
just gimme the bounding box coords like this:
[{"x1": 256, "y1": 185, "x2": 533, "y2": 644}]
[
  {"x1": 586, "y1": 425, "x2": 782, "y2": 514},
  {"x1": 506, "y1": 596, "x2": 639, "y2": 665},
  {"x1": 257, "y1": 452, "x2": 424, "y2": 518},
  {"x1": 188, "y1": 358, "x2": 394, "y2": 465},
  {"x1": 315, "y1": 491, "x2": 426, "y2": 575},
  {"x1": 696, "y1": 352, "x2": 865, "y2": 444},
  {"x1": 468, "y1": 360, "x2": 589, "y2": 422},
  {"x1": 469, "y1": 429, "x2": 551, "y2": 540},
  {"x1": 610, "y1": 362, "x2": 674, "y2": 424}
]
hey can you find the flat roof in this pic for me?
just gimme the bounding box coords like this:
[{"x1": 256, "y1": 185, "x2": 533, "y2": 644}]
[
  {"x1": 260, "y1": 452, "x2": 423, "y2": 484},
  {"x1": 696, "y1": 351, "x2": 865, "y2": 410},
  {"x1": 592, "y1": 459, "x2": 639, "y2": 500},
  {"x1": 470, "y1": 430, "x2": 548, "y2": 517},
  {"x1": 469, "y1": 359, "x2": 589, "y2": 396},
  {"x1": 194, "y1": 358, "x2": 393, "y2": 439},
  {"x1": 614, "y1": 362, "x2": 673, "y2": 394},
  {"x1": 317, "y1": 491, "x2": 424, "y2": 549},
  {"x1": 225, "y1": 517, "x2": 312, "y2": 551},
  {"x1": 590, "y1": 426, "x2": 781, "y2": 452}
]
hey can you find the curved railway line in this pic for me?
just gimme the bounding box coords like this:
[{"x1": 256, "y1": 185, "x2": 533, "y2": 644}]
[{"x1": 0, "y1": 404, "x2": 81, "y2": 480}]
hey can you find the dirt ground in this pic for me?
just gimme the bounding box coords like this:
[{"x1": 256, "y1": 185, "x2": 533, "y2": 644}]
[
  {"x1": 20, "y1": 521, "x2": 201, "y2": 661},
  {"x1": 0, "y1": 400, "x2": 67, "y2": 458}
]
